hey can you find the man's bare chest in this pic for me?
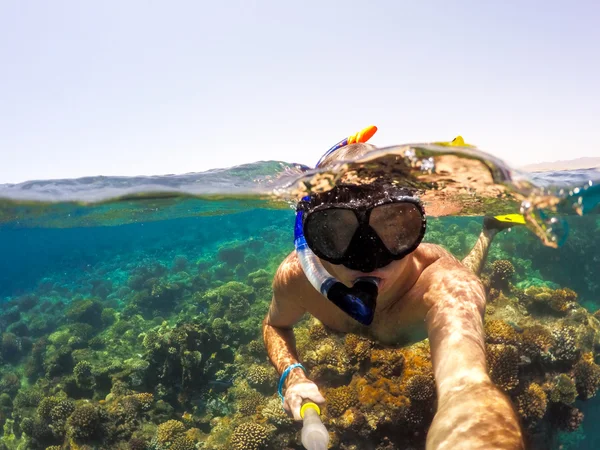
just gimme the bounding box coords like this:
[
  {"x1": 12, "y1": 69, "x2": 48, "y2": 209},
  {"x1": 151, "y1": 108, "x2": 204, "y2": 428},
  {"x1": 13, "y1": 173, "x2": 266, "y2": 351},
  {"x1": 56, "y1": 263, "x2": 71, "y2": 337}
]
[{"x1": 306, "y1": 291, "x2": 428, "y2": 346}]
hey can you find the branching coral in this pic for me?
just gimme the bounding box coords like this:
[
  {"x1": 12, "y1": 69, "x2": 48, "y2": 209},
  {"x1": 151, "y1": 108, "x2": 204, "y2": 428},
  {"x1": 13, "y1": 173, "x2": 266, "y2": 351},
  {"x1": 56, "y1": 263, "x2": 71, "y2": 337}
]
[
  {"x1": 245, "y1": 339, "x2": 265, "y2": 357},
  {"x1": 171, "y1": 435, "x2": 197, "y2": 450},
  {"x1": 203, "y1": 281, "x2": 255, "y2": 321},
  {"x1": 65, "y1": 299, "x2": 104, "y2": 328},
  {"x1": 229, "y1": 422, "x2": 269, "y2": 450},
  {"x1": 521, "y1": 325, "x2": 554, "y2": 361}
]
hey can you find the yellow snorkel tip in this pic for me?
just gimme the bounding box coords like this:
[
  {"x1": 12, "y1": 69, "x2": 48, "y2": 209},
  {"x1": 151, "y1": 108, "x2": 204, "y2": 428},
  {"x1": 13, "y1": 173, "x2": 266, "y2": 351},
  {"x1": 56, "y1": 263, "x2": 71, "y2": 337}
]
[{"x1": 347, "y1": 125, "x2": 378, "y2": 145}]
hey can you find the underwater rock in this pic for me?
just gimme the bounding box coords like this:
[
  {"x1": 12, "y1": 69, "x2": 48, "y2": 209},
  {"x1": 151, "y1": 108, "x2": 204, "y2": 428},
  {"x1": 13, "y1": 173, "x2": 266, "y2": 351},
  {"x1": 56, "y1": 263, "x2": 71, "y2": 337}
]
[
  {"x1": 203, "y1": 281, "x2": 255, "y2": 322},
  {"x1": 65, "y1": 299, "x2": 104, "y2": 328},
  {"x1": 1, "y1": 332, "x2": 23, "y2": 363},
  {"x1": 0, "y1": 373, "x2": 20, "y2": 397}
]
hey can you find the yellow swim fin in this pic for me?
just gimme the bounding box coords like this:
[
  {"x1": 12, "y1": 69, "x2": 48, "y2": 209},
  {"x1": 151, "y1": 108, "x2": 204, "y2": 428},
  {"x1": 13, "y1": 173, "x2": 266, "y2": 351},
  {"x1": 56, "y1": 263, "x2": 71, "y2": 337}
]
[
  {"x1": 493, "y1": 214, "x2": 526, "y2": 225},
  {"x1": 433, "y1": 135, "x2": 474, "y2": 147}
]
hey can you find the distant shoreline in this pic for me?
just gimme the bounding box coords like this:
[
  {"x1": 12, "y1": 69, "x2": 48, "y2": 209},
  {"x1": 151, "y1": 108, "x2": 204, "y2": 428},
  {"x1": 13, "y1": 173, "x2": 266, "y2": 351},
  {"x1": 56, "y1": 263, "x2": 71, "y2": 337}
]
[{"x1": 519, "y1": 156, "x2": 600, "y2": 172}]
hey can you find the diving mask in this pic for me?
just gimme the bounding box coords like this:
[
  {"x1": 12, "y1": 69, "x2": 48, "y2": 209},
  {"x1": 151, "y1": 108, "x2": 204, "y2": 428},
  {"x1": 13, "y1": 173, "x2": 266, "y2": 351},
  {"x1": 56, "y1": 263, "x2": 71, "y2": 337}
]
[{"x1": 297, "y1": 184, "x2": 427, "y2": 273}]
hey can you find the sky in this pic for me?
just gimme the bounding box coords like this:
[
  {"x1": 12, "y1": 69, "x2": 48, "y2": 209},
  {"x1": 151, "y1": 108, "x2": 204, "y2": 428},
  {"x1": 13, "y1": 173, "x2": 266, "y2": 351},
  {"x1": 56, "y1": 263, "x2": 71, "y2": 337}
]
[{"x1": 1, "y1": 0, "x2": 598, "y2": 184}]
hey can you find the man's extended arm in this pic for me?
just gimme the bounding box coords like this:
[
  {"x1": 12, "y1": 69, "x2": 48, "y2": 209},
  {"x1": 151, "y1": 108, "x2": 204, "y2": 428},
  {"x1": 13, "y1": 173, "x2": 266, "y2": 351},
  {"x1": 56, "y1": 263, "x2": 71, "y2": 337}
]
[
  {"x1": 419, "y1": 257, "x2": 524, "y2": 450},
  {"x1": 262, "y1": 254, "x2": 325, "y2": 420}
]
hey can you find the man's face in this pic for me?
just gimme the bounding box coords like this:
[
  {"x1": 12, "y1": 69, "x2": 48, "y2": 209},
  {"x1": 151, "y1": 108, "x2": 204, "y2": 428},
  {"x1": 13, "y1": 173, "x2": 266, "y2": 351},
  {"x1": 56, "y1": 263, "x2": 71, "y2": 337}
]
[{"x1": 301, "y1": 185, "x2": 426, "y2": 274}]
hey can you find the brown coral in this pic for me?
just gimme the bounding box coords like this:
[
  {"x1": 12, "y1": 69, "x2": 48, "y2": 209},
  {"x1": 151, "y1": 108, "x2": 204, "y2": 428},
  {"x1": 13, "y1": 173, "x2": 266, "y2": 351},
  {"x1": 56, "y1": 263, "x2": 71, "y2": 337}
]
[
  {"x1": 247, "y1": 364, "x2": 272, "y2": 389},
  {"x1": 490, "y1": 260, "x2": 515, "y2": 290},
  {"x1": 516, "y1": 383, "x2": 547, "y2": 426},
  {"x1": 171, "y1": 435, "x2": 197, "y2": 450},
  {"x1": 573, "y1": 356, "x2": 600, "y2": 400},
  {"x1": 229, "y1": 422, "x2": 269, "y2": 450},
  {"x1": 66, "y1": 403, "x2": 101, "y2": 441},
  {"x1": 232, "y1": 383, "x2": 266, "y2": 416},
  {"x1": 486, "y1": 344, "x2": 519, "y2": 392},
  {"x1": 524, "y1": 286, "x2": 578, "y2": 315},
  {"x1": 156, "y1": 420, "x2": 186, "y2": 445},
  {"x1": 549, "y1": 403, "x2": 584, "y2": 431},
  {"x1": 371, "y1": 348, "x2": 405, "y2": 378},
  {"x1": 325, "y1": 385, "x2": 358, "y2": 418},
  {"x1": 344, "y1": 333, "x2": 373, "y2": 363},
  {"x1": 405, "y1": 374, "x2": 436, "y2": 403},
  {"x1": 521, "y1": 325, "x2": 554, "y2": 360},
  {"x1": 549, "y1": 374, "x2": 577, "y2": 404},
  {"x1": 484, "y1": 319, "x2": 521, "y2": 345}
]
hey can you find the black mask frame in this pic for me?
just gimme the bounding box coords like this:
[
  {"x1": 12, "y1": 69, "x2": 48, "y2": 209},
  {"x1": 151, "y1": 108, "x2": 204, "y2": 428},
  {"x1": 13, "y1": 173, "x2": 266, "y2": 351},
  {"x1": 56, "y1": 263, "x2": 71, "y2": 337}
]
[{"x1": 298, "y1": 190, "x2": 427, "y2": 271}]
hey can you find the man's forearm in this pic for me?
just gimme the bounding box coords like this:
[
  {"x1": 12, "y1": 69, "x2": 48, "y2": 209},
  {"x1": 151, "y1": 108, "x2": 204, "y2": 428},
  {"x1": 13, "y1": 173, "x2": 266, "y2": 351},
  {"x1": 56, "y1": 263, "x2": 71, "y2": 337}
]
[
  {"x1": 427, "y1": 380, "x2": 524, "y2": 450},
  {"x1": 262, "y1": 319, "x2": 307, "y2": 385}
]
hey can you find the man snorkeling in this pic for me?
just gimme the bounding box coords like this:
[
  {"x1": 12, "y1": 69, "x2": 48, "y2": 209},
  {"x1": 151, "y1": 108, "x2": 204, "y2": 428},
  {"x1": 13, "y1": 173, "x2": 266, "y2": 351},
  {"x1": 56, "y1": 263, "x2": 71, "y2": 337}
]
[{"x1": 263, "y1": 127, "x2": 524, "y2": 450}]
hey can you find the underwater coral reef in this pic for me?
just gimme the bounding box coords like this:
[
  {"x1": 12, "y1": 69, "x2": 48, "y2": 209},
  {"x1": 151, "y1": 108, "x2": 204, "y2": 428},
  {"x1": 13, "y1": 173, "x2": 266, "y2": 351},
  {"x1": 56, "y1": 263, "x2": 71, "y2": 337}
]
[{"x1": 0, "y1": 211, "x2": 598, "y2": 449}]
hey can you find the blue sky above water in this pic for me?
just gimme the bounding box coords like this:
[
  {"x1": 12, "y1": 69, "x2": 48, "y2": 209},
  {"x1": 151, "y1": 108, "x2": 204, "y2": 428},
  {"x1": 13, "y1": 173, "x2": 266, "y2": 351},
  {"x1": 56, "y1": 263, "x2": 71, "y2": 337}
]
[{"x1": 1, "y1": 0, "x2": 598, "y2": 183}]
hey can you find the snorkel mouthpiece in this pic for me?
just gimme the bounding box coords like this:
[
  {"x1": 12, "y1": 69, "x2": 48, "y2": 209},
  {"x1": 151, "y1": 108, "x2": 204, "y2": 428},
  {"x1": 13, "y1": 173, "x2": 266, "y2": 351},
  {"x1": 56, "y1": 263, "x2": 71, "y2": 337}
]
[
  {"x1": 325, "y1": 277, "x2": 379, "y2": 325},
  {"x1": 295, "y1": 206, "x2": 379, "y2": 325}
]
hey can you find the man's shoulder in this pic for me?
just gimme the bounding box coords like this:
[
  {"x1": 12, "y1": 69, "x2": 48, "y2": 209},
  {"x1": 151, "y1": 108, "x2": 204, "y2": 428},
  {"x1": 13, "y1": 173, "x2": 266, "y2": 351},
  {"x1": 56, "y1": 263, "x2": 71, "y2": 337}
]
[
  {"x1": 413, "y1": 242, "x2": 458, "y2": 266},
  {"x1": 273, "y1": 251, "x2": 311, "y2": 293}
]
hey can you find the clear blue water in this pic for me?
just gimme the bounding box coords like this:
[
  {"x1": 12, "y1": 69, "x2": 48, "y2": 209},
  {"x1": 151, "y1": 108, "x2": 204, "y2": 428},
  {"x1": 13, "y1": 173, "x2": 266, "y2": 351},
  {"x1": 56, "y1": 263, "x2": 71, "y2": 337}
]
[{"x1": 0, "y1": 145, "x2": 599, "y2": 449}]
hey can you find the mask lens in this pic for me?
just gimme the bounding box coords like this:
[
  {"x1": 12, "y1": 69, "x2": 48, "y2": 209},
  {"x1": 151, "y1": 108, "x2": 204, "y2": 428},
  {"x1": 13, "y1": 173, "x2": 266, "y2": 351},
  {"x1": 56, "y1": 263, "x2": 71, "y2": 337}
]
[
  {"x1": 369, "y1": 202, "x2": 423, "y2": 254},
  {"x1": 305, "y1": 209, "x2": 359, "y2": 259}
]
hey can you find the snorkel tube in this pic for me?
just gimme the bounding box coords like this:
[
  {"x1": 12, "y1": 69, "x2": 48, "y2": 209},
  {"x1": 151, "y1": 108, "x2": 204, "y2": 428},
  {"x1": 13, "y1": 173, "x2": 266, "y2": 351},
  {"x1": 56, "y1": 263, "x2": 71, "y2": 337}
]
[{"x1": 294, "y1": 126, "x2": 380, "y2": 326}]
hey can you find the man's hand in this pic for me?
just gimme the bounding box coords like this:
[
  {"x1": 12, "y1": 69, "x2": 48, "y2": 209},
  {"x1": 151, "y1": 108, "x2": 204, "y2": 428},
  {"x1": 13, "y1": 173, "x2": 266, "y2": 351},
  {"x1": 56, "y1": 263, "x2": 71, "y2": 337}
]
[{"x1": 283, "y1": 378, "x2": 326, "y2": 421}]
